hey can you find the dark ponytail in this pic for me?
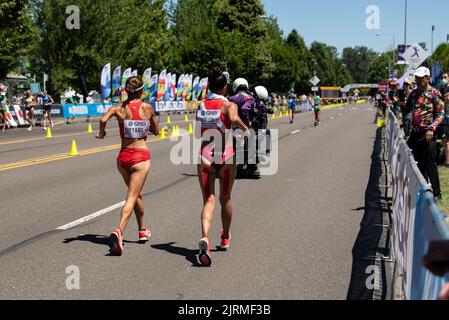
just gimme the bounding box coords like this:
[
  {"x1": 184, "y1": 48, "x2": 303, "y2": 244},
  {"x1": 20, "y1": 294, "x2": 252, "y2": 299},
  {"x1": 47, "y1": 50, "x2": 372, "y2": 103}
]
[{"x1": 208, "y1": 66, "x2": 227, "y2": 93}]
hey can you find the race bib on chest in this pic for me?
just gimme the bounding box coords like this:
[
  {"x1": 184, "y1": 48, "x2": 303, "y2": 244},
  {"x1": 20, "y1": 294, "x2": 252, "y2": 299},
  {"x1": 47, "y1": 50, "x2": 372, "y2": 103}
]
[
  {"x1": 123, "y1": 120, "x2": 150, "y2": 139},
  {"x1": 197, "y1": 109, "x2": 222, "y2": 129}
]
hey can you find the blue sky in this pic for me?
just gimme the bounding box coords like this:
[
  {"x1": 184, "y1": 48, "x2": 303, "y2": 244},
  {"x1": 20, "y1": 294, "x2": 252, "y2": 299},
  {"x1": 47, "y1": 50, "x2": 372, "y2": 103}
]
[{"x1": 263, "y1": 0, "x2": 449, "y2": 55}]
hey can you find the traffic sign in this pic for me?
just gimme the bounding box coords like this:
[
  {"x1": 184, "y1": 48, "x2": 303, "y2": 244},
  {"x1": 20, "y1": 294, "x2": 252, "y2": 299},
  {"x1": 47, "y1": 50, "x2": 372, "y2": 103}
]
[
  {"x1": 402, "y1": 43, "x2": 430, "y2": 69},
  {"x1": 310, "y1": 76, "x2": 320, "y2": 86},
  {"x1": 311, "y1": 86, "x2": 319, "y2": 92}
]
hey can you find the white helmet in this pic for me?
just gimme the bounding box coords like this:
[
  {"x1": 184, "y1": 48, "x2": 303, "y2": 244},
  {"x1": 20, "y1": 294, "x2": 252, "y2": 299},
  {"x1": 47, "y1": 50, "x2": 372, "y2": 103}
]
[
  {"x1": 254, "y1": 86, "x2": 269, "y2": 101},
  {"x1": 233, "y1": 78, "x2": 249, "y2": 92}
]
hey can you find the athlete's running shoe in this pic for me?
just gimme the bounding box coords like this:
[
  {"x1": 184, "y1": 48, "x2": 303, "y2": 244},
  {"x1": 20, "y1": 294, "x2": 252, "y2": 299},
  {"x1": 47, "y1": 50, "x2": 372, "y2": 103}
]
[
  {"x1": 42, "y1": 127, "x2": 47, "y2": 131},
  {"x1": 220, "y1": 230, "x2": 231, "y2": 250},
  {"x1": 27, "y1": 126, "x2": 32, "y2": 131},
  {"x1": 198, "y1": 238, "x2": 212, "y2": 267},
  {"x1": 110, "y1": 228, "x2": 124, "y2": 256},
  {"x1": 138, "y1": 228, "x2": 151, "y2": 242}
]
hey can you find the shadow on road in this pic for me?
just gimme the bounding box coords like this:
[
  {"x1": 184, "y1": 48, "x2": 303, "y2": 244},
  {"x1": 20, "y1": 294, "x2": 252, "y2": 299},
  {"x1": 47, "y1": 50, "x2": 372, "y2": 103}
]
[
  {"x1": 151, "y1": 242, "x2": 204, "y2": 267},
  {"x1": 63, "y1": 234, "x2": 144, "y2": 256},
  {"x1": 346, "y1": 127, "x2": 392, "y2": 300}
]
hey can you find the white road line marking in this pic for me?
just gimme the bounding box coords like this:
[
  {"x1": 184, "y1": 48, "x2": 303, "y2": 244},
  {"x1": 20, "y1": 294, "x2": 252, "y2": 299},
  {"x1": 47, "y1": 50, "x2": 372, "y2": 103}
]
[
  {"x1": 291, "y1": 130, "x2": 300, "y2": 135},
  {"x1": 56, "y1": 201, "x2": 125, "y2": 231}
]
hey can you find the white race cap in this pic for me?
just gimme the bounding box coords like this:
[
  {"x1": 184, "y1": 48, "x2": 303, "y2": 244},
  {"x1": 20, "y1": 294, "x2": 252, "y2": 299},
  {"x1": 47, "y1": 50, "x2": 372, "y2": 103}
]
[{"x1": 415, "y1": 67, "x2": 431, "y2": 78}]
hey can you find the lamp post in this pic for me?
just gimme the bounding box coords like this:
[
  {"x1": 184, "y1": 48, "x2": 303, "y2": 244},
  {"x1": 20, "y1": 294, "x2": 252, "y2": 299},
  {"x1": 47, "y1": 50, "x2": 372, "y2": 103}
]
[
  {"x1": 404, "y1": 0, "x2": 408, "y2": 46},
  {"x1": 377, "y1": 33, "x2": 396, "y2": 78},
  {"x1": 431, "y1": 25, "x2": 435, "y2": 56}
]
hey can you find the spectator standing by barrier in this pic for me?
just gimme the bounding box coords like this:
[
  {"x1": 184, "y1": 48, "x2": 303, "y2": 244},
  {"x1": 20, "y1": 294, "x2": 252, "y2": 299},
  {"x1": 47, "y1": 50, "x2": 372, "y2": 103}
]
[
  {"x1": 400, "y1": 77, "x2": 415, "y2": 138},
  {"x1": 405, "y1": 67, "x2": 445, "y2": 200},
  {"x1": 12, "y1": 90, "x2": 20, "y2": 105},
  {"x1": 438, "y1": 72, "x2": 449, "y2": 168}
]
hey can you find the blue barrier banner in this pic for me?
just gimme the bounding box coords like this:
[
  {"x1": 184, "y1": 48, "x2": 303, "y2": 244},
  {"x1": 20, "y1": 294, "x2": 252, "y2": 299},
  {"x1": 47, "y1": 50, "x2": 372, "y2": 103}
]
[
  {"x1": 411, "y1": 190, "x2": 449, "y2": 300},
  {"x1": 387, "y1": 109, "x2": 449, "y2": 300},
  {"x1": 62, "y1": 103, "x2": 114, "y2": 118}
]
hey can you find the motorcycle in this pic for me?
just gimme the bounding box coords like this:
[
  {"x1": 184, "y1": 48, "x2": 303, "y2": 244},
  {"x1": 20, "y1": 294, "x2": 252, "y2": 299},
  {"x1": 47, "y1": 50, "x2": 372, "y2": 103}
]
[{"x1": 235, "y1": 100, "x2": 274, "y2": 177}]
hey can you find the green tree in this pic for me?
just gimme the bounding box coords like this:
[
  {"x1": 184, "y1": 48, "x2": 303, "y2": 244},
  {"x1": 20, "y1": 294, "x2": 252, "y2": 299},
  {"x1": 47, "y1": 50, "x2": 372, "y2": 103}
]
[
  {"x1": 172, "y1": 0, "x2": 274, "y2": 88},
  {"x1": 432, "y1": 43, "x2": 449, "y2": 72},
  {"x1": 0, "y1": 0, "x2": 36, "y2": 78},
  {"x1": 36, "y1": 0, "x2": 170, "y2": 95},
  {"x1": 342, "y1": 46, "x2": 377, "y2": 83}
]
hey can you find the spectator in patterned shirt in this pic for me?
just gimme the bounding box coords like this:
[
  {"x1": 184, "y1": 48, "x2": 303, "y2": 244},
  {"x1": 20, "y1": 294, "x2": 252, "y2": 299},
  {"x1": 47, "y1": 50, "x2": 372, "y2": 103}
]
[{"x1": 405, "y1": 67, "x2": 445, "y2": 200}]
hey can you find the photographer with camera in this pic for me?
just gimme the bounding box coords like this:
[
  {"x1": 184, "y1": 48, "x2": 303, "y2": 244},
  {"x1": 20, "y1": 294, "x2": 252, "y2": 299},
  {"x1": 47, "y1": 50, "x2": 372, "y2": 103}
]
[
  {"x1": 230, "y1": 78, "x2": 256, "y2": 176},
  {"x1": 252, "y1": 86, "x2": 274, "y2": 165}
]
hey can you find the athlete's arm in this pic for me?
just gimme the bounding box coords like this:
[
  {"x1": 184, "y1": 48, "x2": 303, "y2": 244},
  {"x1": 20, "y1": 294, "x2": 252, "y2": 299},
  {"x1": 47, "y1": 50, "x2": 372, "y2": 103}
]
[
  {"x1": 50, "y1": 95, "x2": 55, "y2": 104},
  {"x1": 96, "y1": 106, "x2": 117, "y2": 139},
  {"x1": 147, "y1": 104, "x2": 160, "y2": 136}
]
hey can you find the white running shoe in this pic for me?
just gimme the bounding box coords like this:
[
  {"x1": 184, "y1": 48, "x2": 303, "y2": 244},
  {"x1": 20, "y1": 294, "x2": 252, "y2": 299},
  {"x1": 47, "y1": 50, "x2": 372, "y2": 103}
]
[
  {"x1": 42, "y1": 127, "x2": 47, "y2": 131},
  {"x1": 27, "y1": 127, "x2": 32, "y2": 131}
]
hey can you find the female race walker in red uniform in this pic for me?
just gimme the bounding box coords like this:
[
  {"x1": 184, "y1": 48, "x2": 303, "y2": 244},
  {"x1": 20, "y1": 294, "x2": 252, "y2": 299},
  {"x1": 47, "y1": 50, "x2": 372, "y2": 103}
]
[
  {"x1": 96, "y1": 76, "x2": 159, "y2": 256},
  {"x1": 197, "y1": 67, "x2": 250, "y2": 266}
]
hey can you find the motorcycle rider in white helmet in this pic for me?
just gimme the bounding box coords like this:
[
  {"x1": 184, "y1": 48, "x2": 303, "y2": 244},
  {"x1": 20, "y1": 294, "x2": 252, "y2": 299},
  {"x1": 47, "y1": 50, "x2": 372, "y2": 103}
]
[{"x1": 230, "y1": 78, "x2": 255, "y2": 128}]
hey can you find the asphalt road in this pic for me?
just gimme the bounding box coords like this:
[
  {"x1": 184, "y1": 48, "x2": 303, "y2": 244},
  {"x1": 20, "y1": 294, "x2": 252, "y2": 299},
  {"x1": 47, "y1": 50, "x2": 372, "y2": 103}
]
[{"x1": 0, "y1": 104, "x2": 378, "y2": 300}]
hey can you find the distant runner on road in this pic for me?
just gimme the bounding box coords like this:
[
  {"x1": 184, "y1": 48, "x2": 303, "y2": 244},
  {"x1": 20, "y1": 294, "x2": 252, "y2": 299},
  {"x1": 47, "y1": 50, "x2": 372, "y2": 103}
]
[
  {"x1": 313, "y1": 95, "x2": 322, "y2": 127},
  {"x1": 287, "y1": 89, "x2": 297, "y2": 124}
]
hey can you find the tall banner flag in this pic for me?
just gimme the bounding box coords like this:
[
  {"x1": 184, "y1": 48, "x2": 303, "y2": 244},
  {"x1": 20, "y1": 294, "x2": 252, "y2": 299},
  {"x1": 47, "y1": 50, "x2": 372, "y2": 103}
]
[
  {"x1": 121, "y1": 68, "x2": 132, "y2": 102},
  {"x1": 192, "y1": 76, "x2": 200, "y2": 101},
  {"x1": 170, "y1": 74, "x2": 177, "y2": 101},
  {"x1": 132, "y1": 70, "x2": 138, "y2": 76},
  {"x1": 157, "y1": 69, "x2": 167, "y2": 101},
  {"x1": 164, "y1": 73, "x2": 172, "y2": 101},
  {"x1": 143, "y1": 68, "x2": 152, "y2": 101},
  {"x1": 177, "y1": 75, "x2": 185, "y2": 101},
  {"x1": 111, "y1": 65, "x2": 121, "y2": 103},
  {"x1": 199, "y1": 78, "x2": 208, "y2": 101},
  {"x1": 149, "y1": 74, "x2": 158, "y2": 102},
  {"x1": 186, "y1": 74, "x2": 193, "y2": 101},
  {"x1": 182, "y1": 75, "x2": 190, "y2": 101},
  {"x1": 101, "y1": 63, "x2": 112, "y2": 101}
]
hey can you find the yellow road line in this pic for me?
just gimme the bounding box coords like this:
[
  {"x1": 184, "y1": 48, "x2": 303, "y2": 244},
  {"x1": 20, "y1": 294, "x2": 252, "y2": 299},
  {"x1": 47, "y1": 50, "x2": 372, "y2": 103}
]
[
  {"x1": 0, "y1": 119, "x2": 192, "y2": 146},
  {"x1": 0, "y1": 141, "x2": 150, "y2": 172},
  {"x1": 0, "y1": 132, "x2": 194, "y2": 172},
  {"x1": 0, "y1": 131, "x2": 96, "y2": 146}
]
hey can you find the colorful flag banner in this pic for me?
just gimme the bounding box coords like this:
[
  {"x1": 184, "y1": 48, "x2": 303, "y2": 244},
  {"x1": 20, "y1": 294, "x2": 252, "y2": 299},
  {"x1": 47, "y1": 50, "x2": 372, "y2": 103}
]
[
  {"x1": 111, "y1": 65, "x2": 121, "y2": 103},
  {"x1": 101, "y1": 63, "x2": 111, "y2": 101},
  {"x1": 121, "y1": 68, "x2": 132, "y2": 102},
  {"x1": 142, "y1": 68, "x2": 152, "y2": 101},
  {"x1": 149, "y1": 74, "x2": 158, "y2": 102},
  {"x1": 177, "y1": 75, "x2": 185, "y2": 101},
  {"x1": 192, "y1": 76, "x2": 200, "y2": 101},
  {"x1": 157, "y1": 69, "x2": 167, "y2": 101}
]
